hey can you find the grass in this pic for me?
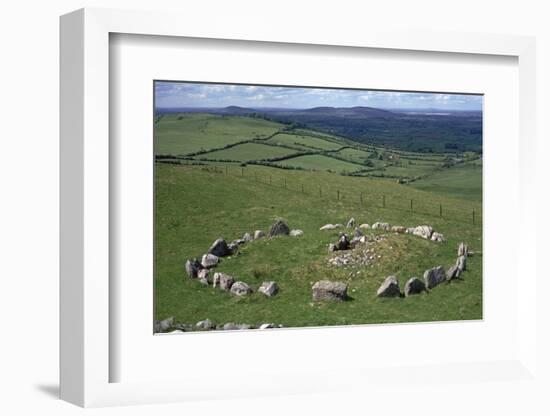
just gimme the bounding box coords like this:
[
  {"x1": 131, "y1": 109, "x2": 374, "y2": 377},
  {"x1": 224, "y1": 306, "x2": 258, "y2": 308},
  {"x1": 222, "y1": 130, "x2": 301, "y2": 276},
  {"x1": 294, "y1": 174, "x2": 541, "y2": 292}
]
[
  {"x1": 198, "y1": 142, "x2": 298, "y2": 162},
  {"x1": 155, "y1": 163, "x2": 482, "y2": 328},
  {"x1": 265, "y1": 133, "x2": 344, "y2": 151},
  {"x1": 274, "y1": 154, "x2": 364, "y2": 173},
  {"x1": 155, "y1": 113, "x2": 283, "y2": 155},
  {"x1": 409, "y1": 164, "x2": 482, "y2": 202}
]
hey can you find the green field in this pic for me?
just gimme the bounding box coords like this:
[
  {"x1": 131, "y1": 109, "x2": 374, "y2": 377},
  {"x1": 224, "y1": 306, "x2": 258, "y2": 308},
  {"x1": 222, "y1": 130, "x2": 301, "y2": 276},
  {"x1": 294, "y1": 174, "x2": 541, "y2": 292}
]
[
  {"x1": 155, "y1": 113, "x2": 283, "y2": 155},
  {"x1": 198, "y1": 142, "x2": 298, "y2": 162},
  {"x1": 266, "y1": 133, "x2": 344, "y2": 151},
  {"x1": 154, "y1": 113, "x2": 483, "y2": 330}
]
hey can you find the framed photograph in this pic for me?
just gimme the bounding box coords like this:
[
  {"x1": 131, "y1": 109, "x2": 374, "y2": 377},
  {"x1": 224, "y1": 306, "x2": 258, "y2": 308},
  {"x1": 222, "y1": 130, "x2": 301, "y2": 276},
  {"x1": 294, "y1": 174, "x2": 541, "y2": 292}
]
[{"x1": 60, "y1": 8, "x2": 538, "y2": 408}]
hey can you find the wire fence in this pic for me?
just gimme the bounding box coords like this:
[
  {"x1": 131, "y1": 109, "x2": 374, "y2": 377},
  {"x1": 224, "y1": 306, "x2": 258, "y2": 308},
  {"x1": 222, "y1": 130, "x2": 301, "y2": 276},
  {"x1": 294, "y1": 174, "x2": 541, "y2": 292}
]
[{"x1": 173, "y1": 163, "x2": 482, "y2": 226}]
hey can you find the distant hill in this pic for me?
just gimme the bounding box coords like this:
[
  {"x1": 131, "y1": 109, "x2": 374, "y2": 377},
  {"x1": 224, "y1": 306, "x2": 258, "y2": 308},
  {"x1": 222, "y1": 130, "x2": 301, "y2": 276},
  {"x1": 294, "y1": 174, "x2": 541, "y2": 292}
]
[{"x1": 156, "y1": 105, "x2": 482, "y2": 153}]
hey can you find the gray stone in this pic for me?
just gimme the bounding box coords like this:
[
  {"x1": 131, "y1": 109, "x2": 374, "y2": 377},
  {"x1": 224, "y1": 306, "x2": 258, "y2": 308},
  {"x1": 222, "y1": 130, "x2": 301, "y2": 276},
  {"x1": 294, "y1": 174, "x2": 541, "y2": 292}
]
[
  {"x1": 290, "y1": 229, "x2": 304, "y2": 237},
  {"x1": 456, "y1": 255, "x2": 467, "y2": 272},
  {"x1": 195, "y1": 319, "x2": 215, "y2": 330},
  {"x1": 230, "y1": 281, "x2": 253, "y2": 296},
  {"x1": 458, "y1": 242, "x2": 469, "y2": 257},
  {"x1": 223, "y1": 323, "x2": 239, "y2": 330},
  {"x1": 372, "y1": 222, "x2": 391, "y2": 231},
  {"x1": 446, "y1": 265, "x2": 461, "y2": 281},
  {"x1": 359, "y1": 223, "x2": 370, "y2": 229},
  {"x1": 212, "y1": 272, "x2": 235, "y2": 291},
  {"x1": 412, "y1": 225, "x2": 433, "y2": 240},
  {"x1": 242, "y1": 232, "x2": 253, "y2": 242},
  {"x1": 197, "y1": 268, "x2": 211, "y2": 285},
  {"x1": 259, "y1": 323, "x2": 277, "y2": 329},
  {"x1": 201, "y1": 253, "x2": 219, "y2": 268},
  {"x1": 208, "y1": 238, "x2": 231, "y2": 257},
  {"x1": 312, "y1": 280, "x2": 348, "y2": 302},
  {"x1": 328, "y1": 243, "x2": 337, "y2": 252},
  {"x1": 431, "y1": 232, "x2": 445, "y2": 242},
  {"x1": 159, "y1": 317, "x2": 174, "y2": 332},
  {"x1": 423, "y1": 266, "x2": 446, "y2": 289},
  {"x1": 354, "y1": 227, "x2": 363, "y2": 237},
  {"x1": 404, "y1": 277, "x2": 427, "y2": 296},
  {"x1": 185, "y1": 258, "x2": 202, "y2": 279},
  {"x1": 254, "y1": 230, "x2": 265, "y2": 240},
  {"x1": 391, "y1": 226, "x2": 406, "y2": 234},
  {"x1": 376, "y1": 275, "x2": 401, "y2": 298},
  {"x1": 232, "y1": 238, "x2": 246, "y2": 246},
  {"x1": 227, "y1": 243, "x2": 238, "y2": 255},
  {"x1": 320, "y1": 224, "x2": 337, "y2": 231},
  {"x1": 405, "y1": 227, "x2": 416, "y2": 234},
  {"x1": 258, "y1": 281, "x2": 278, "y2": 297},
  {"x1": 268, "y1": 220, "x2": 290, "y2": 237},
  {"x1": 346, "y1": 217, "x2": 356, "y2": 228}
]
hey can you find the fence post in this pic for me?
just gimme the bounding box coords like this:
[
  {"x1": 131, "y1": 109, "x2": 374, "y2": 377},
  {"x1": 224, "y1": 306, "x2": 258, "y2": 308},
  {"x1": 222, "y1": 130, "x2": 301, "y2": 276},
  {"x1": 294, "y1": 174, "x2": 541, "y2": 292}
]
[
  {"x1": 337, "y1": 190, "x2": 340, "y2": 200},
  {"x1": 301, "y1": 184, "x2": 304, "y2": 194},
  {"x1": 269, "y1": 175, "x2": 272, "y2": 185},
  {"x1": 360, "y1": 192, "x2": 363, "y2": 206},
  {"x1": 241, "y1": 167, "x2": 244, "y2": 177},
  {"x1": 225, "y1": 166, "x2": 228, "y2": 175},
  {"x1": 472, "y1": 209, "x2": 475, "y2": 224},
  {"x1": 284, "y1": 179, "x2": 287, "y2": 189},
  {"x1": 410, "y1": 199, "x2": 413, "y2": 212},
  {"x1": 382, "y1": 195, "x2": 385, "y2": 208},
  {"x1": 319, "y1": 187, "x2": 322, "y2": 198},
  {"x1": 254, "y1": 172, "x2": 257, "y2": 182},
  {"x1": 440, "y1": 204, "x2": 442, "y2": 217}
]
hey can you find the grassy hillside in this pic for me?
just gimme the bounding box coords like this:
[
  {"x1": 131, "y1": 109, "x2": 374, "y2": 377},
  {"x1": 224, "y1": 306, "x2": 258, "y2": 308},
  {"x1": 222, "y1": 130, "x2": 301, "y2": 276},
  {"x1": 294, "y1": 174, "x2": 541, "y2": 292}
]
[
  {"x1": 155, "y1": 163, "x2": 482, "y2": 328},
  {"x1": 197, "y1": 142, "x2": 297, "y2": 162}
]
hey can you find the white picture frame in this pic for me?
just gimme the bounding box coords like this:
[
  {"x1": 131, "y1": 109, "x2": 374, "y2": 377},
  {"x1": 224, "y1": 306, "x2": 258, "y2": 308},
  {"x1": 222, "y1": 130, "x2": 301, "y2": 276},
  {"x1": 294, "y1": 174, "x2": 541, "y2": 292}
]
[{"x1": 60, "y1": 7, "x2": 538, "y2": 408}]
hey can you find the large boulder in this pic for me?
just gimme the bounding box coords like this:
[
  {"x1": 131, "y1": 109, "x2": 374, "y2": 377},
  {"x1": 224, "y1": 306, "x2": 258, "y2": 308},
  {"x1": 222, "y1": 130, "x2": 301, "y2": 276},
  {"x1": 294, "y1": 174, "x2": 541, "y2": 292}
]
[
  {"x1": 431, "y1": 232, "x2": 445, "y2": 242},
  {"x1": 268, "y1": 220, "x2": 290, "y2": 237},
  {"x1": 290, "y1": 229, "x2": 304, "y2": 237},
  {"x1": 254, "y1": 230, "x2": 265, "y2": 240},
  {"x1": 412, "y1": 225, "x2": 433, "y2": 240},
  {"x1": 207, "y1": 238, "x2": 231, "y2": 257},
  {"x1": 312, "y1": 280, "x2": 348, "y2": 301},
  {"x1": 230, "y1": 281, "x2": 253, "y2": 296},
  {"x1": 258, "y1": 281, "x2": 278, "y2": 297},
  {"x1": 423, "y1": 266, "x2": 446, "y2": 289},
  {"x1": 404, "y1": 277, "x2": 427, "y2": 296},
  {"x1": 201, "y1": 253, "x2": 219, "y2": 269},
  {"x1": 346, "y1": 217, "x2": 356, "y2": 228},
  {"x1": 372, "y1": 222, "x2": 391, "y2": 231},
  {"x1": 458, "y1": 242, "x2": 469, "y2": 257},
  {"x1": 185, "y1": 258, "x2": 202, "y2": 279},
  {"x1": 197, "y1": 268, "x2": 211, "y2": 285},
  {"x1": 212, "y1": 272, "x2": 235, "y2": 291},
  {"x1": 376, "y1": 275, "x2": 401, "y2": 298},
  {"x1": 456, "y1": 255, "x2": 467, "y2": 272},
  {"x1": 446, "y1": 265, "x2": 461, "y2": 281}
]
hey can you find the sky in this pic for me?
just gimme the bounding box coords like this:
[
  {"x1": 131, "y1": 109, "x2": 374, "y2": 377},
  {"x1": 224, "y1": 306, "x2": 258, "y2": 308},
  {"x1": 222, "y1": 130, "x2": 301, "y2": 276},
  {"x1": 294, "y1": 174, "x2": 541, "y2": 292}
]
[{"x1": 155, "y1": 81, "x2": 483, "y2": 111}]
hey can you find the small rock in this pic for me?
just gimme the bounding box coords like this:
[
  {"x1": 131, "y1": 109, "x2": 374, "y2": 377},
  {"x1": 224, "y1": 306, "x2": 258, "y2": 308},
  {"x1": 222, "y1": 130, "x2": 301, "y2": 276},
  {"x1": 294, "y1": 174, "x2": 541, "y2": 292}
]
[
  {"x1": 458, "y1": 242, "x2": 469, "y2": 257},
  {"x1": 423, "y1": 266, "x2": 446, "y2": 289},
  {"x1": 359, "y1": 223, "x2": 370, "y2": 229},
  {"x1": 431, "y1": 232, "x2": 445, "y2": 242},
  {"x1": 197, "y1": 268, "x2": 211, "y2": 285},
  {"x1": 290, "y1": 229, "x2": 304, "y2": 237},
  {"x1": 232, "y1": 238, "x2": 246, "y2": 246},
  {"x1": 223, "y1": 322, "x2": 239, "y2": 330},
  {"x1": 376, "y1": 275, "x2": 401, "y2": 298},
  {"x1": 412, "y1": 225, "x2": 433, "y2": 240},
  {"x1": 320, "y1": 224, "x2": 337, "y2": 231},
  {"x1": 346, "y1": 217, "x2": 356, "y2": 228},
  {"x1": 195, "y1": 319, "x2": 215, "y2": 330},
  {"x1": 159, "y1": 317, "x2": 174, "y2": 332},
  {"x1": 336, "y1": 234, "x2": 351, "y2": 251},
  {"x1": 201, "y1": 253, "x2": 219, "y2": 268},
  {"x1": 446, "y1": 265, "x2": 461, "y2": 281},
  {"x1": 312, "y1": 280, "x2": 348, "y2": 301},
  {"x1": 258, "y1": 281, "x2": 278, "y2": 297},
  {"x1": 213, "y1": 272, "x2": 235, "y2": 291},
  {"x1": 259, "y1": 323, "x2": 277, "y2": 329},
  {"x1": 254, "y1": 230, "x2": 265, "y2": 240},
  {"x1": 456, "y1": 255, "x2": 467, "y2": 272},
  {"x1": 227, "y1": 243, "x2": 238, "y2": 254},
  {"x1": 168, "y1": 330, "x2": 184, "y2": 334},
  {"x1": 391, "y1": 226, "x2": 406, "y2": 234},
  {"x1": 405, "y1": 227, "x2": 416, "y2": 234},
  {"x1": 242, "y1": 232, "x2": 253, "y2": 242},
  {"x1": 230, "y1": 281, "x2": 253, "y2": 296},
  {"x1": 372, "y1": 222, "x2": 391, "y2": 231},
  {"x1": 404, "y1": 277, "x2": 427, "y2": 296},
  {"x1": 208, "y1": 238, "x2": 232, "y2": 257},
  {"x1": 185, "y1": 258, "x2": 202, "y2": 279},
  {"x1": 236, "y1": 324, "x2": 253, "y2": 330},
  {"x1": 354, "y1": 227, "x2": 363, "y2": 237},
  {"x1": 268, "y1": 220, "x2": 290, "y2": 237},
  {"x1": 328, "y1": 243, "x2": 337, "y2": 252}
]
